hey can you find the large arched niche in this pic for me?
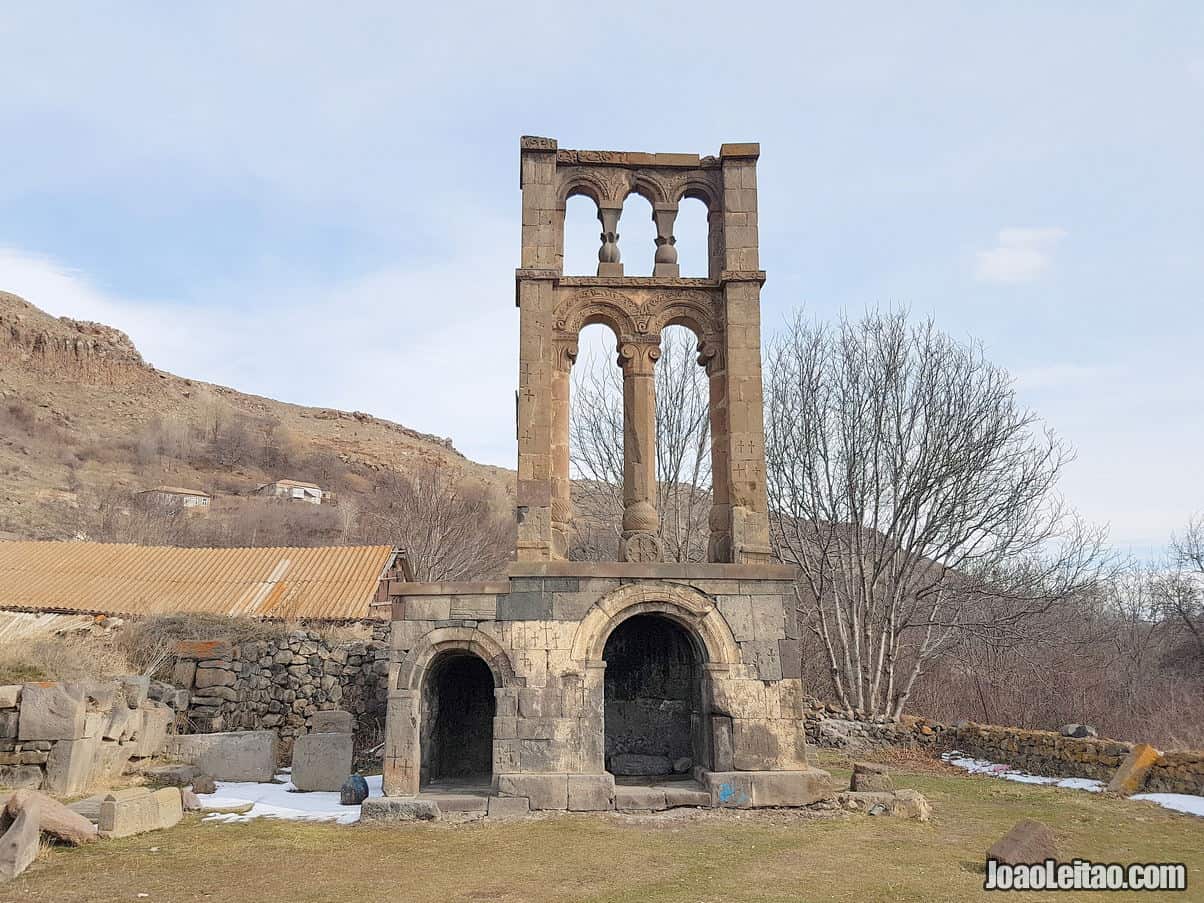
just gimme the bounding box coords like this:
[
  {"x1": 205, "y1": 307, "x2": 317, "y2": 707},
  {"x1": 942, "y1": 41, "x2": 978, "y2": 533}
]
[{"x1": 570, "y1": 583, "x2": 740, "y2": 667}]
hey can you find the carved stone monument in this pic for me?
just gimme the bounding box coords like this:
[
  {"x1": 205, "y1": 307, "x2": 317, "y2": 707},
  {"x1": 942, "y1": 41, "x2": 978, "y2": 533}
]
[{"x1": 379, "y1": 137, "x2": 832, "y2": 812}]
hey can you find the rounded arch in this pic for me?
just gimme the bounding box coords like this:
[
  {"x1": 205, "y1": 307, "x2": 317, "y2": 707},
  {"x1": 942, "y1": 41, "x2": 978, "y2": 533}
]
[
  {"x1": 624, "y1": 174, "x2": 670, "y2": 207},
  {"x1": 559, "y1": 175, "x2": 608, "y2": 207},
  {"x1": 571, "y1": 583, "x2": 740, "y2": 666},
  {"x1": 675, "y1": 177, "x2": 719, "y2": 211},
  {"x1": 396, "y1": 626, "x2": 516, "y2": 692}
]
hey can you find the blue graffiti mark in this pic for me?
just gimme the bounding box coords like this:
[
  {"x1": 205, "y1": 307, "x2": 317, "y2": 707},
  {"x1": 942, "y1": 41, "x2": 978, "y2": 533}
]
[{"x1": 719, "y1": 783, "x2": 734, "y2": 802}]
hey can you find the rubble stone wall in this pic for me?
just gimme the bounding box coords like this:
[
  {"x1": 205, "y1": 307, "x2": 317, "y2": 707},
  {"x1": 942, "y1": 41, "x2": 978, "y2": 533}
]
[
  {"x1": 801, "y1": 701, "x2": 1204, "y2": 795},
  {"x1": 174, "y1": 628, "x2": 391, "y2": 756}
]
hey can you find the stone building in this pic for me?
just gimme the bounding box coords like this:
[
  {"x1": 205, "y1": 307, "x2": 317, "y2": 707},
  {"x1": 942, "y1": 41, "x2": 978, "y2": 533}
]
[{"x1": 379, "y1": 137, "x2": 831, "y2": 811}]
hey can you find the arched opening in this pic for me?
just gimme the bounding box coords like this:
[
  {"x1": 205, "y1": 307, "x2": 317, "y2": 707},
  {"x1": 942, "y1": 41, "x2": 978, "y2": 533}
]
[
  {"x1": 563, "y1": 194, "x2": 600, "y2": 275},
  {"x1": 602, "y1": 614, "x2": 709, "y2": 779},
  {"x1": 568, "y1": 322, "x2": 623, "y2": 560},
  {"x1": 620, "y1": 192, "x2": 656, "y2": 276},
  {"x1": 656, "y1": 324, "x2": 711, "y2": 563},
  {"x1": 675, "y1": 196, "x2": 710, "y2": 277},
  {"x1": 420, "y1": 651, "x2": 495, "y2": 788}
]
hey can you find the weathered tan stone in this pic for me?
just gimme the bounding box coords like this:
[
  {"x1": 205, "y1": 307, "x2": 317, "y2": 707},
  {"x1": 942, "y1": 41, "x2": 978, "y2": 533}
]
[
  {"x1": 1107, "y1": 743, "x2": 1162, "y2": 795},
  {"x1": 18, "y1": 682, "x2": 86, "y2": 741},
  {"x1": 988, "y1": 818, "x2": 1058, "y2": 865},
  {"x1": 98, "y1": 788, "x2": 161, "y2": 838},
  {"x1": 0, "y1": 687, "x2": 21, "y2": 709},
  {"x1": 292, "y1": 733, "x2": 353, "y2": 791},
  {"x1": 151, "y1": 787, "x2": 183, "y2": 830}
]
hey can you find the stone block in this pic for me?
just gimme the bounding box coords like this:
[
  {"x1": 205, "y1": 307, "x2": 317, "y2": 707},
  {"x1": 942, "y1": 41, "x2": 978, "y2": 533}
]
[
  {"x1": 310, "y1": 710, "x2": 354, "y2": 734},
  {"x1": 44, "y1": 736, "x2": 100, "y2": 797},
  {"x1": 144, "y1": 763, "x2": 203, "y2": 787},
  {"x1": 0, "y1": 766, "x2": 42, "y2": 790},
  {"x1": 0, "y1": 688, "x2": 20, "y2": 710},
  {"x1": 152, "y1": 787, "x2": 183, "y2": 830},
  {"x1": 88, "y1": 739, "x2": 133, "y2": 788},
  {"x1": 403, "y1": 597, "x2": 451, "y2": 621},
  {"x1": 118, "y1": 675, "x2": 150, "y2": 709},
  {"x1": 551, "y1": 592, "x2": 598, "y2": 621},
  {"x1": 98, "y1": 788, "x2": 161, "y2": 838},
  {"x1": 497, "y1": 591, "x2": 552, "y2": 620},
  {"x1": 130, "y1": 702, "x2": 173, "y2": 758},
  {"x1": 663, "y1": 784, "x2": 711, "y2": 808},
  {"x1": 0, "y1": 713, "x2": 16, "y2": 740},
  {"x1": 18, "y1": 682, "x2": 86, "y2": 741},
  {"x1": 5, "y1": 789, "x2": 97, "y2": 844},
  {"x1": 360, "y1": 797, "x2": 440, "y2": 822},
  {"x1": 615, "y1": 786, "x2": 666, "y2": 811},
  {"x1": 104, "y1": 705, "x2": 132, "y2": 741},
  {"x1": 163, "y1": 730, "x2": 278, "y2": 782},
  {"x1": 987, "y1": 818, "x2": 1058, "y2": 866},
  {"x1": 890, "y1": 789, "x2": 931, "y2": 821},
  {"x1": 851, "y1": 762, "x2": 894, "y2": 792},
  {"x1": 194, "y1": 667, "x2": 235, "y2": 690},
  {"x1": 610, "y1": 753, "x2": 671, "y2": 776},
  {"x1": 422, "y1": 793, "x2": 487, "y2": 814},
  {"x1": 497, "y1": 773, "x2": 568, "y2": 810},
  {"x1": 567, "y1": 774, "x2": 614, "y2": 811},
  {"x1": 292, "y1": 732, "x2": 353, "y2": 791},
  {"x1": 0, "y1": 805, "x2": 38, "y2": 882},
  {"x1": 67, "y1": 794, "x2": 105, "y2": 823},
  {"x1": 778, "y1": 639, "x2": 802, "y2": 679},
  {"x1": 705, "y1": 768, "x2": 834, "y2": 808},
  {"x1": 1107, "y1": 743, "x2": 1162, "y2": 795},
  {"x1": 171, "y1": 660, "x2": 197, "y2": 689},
  {"x1": 486, "y1": 795, "x2": 530, "y2": 818},
  {"x1": 716, "y1": 596, "x2": 755, "y2": 642}
]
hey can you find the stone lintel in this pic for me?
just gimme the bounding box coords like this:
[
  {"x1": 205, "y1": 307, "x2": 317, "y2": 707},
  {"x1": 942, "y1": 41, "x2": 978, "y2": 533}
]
[
  {"x1": 555, "y1": 149, "x2": 702, "y2": 168},
  {"x1": 506, "y1": 561, "x2": 796, "y2": 581},
  {"x1": 719, "y1": 142, "x2": 760, "y2": 159},
  {"x1": 556, "y1": 276, "x2": 719, "y2": 289}
]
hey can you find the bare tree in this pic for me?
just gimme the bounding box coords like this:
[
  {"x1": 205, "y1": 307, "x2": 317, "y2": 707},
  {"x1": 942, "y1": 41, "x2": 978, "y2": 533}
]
[
  {"x1": 1163, "y1": 516, "x2": 1204, "y2": 661},
  {"x1": 358, "y1": 464, "x2": 512, "y2": 581},
  {"x1": 764, "y1": 309, "x2": 1108, "y2": 719},
  {"x1": 568, "y1": 328, "x2": 711, "y2": 561}
]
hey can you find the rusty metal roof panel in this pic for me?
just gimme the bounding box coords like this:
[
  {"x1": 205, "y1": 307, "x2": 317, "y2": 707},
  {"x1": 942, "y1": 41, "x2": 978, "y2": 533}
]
[{"x1": 0, "y1": 541, "x2": 397, "y2": 620}]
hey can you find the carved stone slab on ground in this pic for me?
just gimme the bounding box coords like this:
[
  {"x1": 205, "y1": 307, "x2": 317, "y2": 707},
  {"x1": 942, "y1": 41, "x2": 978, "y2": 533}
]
[
  {"x1": 291, "y1": 732, "x2": 353, "y2": 792},
  {"x1": 987, "y1": 818, "x2": 1058, "y2": 866},
  {"x1": 1107, "y1": 743, "x2": 1163, "y2": 796},
  {"x1": 162, "y1": 731, "x2": 277, "y2": 782}
]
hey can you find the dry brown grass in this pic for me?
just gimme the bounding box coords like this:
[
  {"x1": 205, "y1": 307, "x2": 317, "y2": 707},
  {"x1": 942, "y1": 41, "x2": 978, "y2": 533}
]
[
  {"x1": 0, "y1": 634, "x2": 135, "y2": 684},
  {"x1": 7, "y1": 764, "x2": 1203, "y2": 903}
]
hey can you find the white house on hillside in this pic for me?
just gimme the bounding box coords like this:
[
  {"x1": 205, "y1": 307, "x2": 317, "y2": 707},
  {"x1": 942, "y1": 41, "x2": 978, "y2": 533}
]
[{"x1": 256, "y1": 479, "x2": 331, "y2": 505}]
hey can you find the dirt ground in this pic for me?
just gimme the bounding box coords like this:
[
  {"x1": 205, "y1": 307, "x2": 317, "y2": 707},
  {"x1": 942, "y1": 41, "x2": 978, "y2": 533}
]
[{"x1": 5, "y1": 754, "x2": 1202, "y2": 903}]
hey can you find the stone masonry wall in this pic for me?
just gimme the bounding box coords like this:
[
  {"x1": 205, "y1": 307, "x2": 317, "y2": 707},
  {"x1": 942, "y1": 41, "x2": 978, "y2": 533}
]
[
  {"x1": 174, "y1": 629, "x2": 390, "y2": 756},
  {"x1": 0, "y1": 677, "x2": 183, "y2": 796},
  {"x1": 802, "y1": 701, "x2": 1204, "y2": 796}
]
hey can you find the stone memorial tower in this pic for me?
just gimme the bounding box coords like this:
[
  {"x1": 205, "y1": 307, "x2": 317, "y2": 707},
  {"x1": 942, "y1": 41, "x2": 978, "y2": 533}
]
[{"x1": 378, "y1": 138, "x2": 831, "y2": 813}]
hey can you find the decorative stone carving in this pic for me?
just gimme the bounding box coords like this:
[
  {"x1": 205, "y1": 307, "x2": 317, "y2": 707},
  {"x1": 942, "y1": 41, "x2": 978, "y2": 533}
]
[{"x1": 620, "y1": 532, "x2": 663, "y2": 563}]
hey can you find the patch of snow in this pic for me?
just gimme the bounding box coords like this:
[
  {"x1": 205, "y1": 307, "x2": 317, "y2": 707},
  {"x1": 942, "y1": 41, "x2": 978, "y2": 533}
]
[
  {"x1": 1132, "y1": 793, "x2": 1204, "y2": 818},
  {"x1": 197, "y1": 772, "x2": 381, "y2": 825},
  {"x1": 942, "y1": 751, "x2": 1204, "y2": 817}
]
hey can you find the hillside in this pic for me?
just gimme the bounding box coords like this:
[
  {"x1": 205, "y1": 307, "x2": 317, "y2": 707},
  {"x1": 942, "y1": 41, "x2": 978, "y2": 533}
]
[{"x1": 0, "y1": 291, "x2": 515, "y2": 549}]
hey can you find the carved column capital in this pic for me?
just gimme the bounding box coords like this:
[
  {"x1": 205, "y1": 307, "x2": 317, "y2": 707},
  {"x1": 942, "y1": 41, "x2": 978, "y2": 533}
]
[{"x1": 617, "y1": 337, "x2": 661, "y2": 375}]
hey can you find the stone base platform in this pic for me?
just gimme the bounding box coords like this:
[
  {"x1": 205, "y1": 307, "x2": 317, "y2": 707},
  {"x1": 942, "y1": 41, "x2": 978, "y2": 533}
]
[{"x1": 364, "y1": 768, "x2": 835, "y2": 821}]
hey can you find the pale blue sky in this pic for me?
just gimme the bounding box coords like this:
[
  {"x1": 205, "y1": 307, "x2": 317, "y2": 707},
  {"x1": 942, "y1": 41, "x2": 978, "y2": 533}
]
[{"x1": 1, "y1": 4, "x2": 1201, "y2": 555}]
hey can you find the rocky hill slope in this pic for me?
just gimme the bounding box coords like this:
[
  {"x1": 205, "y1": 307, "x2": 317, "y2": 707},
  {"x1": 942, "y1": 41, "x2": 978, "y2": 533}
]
[{"x1": 0, "y1": 291, "x2": 514, "y2": 543}]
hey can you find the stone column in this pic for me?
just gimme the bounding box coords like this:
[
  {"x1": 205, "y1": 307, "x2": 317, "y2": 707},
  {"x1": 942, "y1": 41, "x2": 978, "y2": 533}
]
[
  {"x1": 382, "y1": 690, "x2": 420, "y2": 797},
  {"x1": 651, "y1": 204, "x2": 679, "y2": 277},
  {"x1": 597, "y1": 204, "x2": 623, "y2": 276},
  {"x1": 550, "y1": 342, "x2": 576, "y2": 559},
  {"x1": 618, "y1": 338, "x2": 663, "y2": 562},
  {"x1": 705, "y1": 352, "x2": 732, "y2": 562}
]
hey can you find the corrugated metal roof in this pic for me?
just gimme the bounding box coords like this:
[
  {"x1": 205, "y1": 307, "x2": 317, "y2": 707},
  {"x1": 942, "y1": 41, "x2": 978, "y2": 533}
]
[
  {"x1": 0, "y1": 541, "x2": 397, "y2": 621},
  {"x1": 138, "y1": 486, "x2": 210, "y2": 498}
]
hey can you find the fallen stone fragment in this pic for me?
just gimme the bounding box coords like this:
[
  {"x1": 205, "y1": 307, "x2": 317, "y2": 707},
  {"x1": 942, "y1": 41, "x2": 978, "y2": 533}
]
[
  {"x1": 144, "y1": 763, "x2": 203, "y2": 787},
  {"x1": 987, "y1": 818, "x2": 1058, "y2": 866},
  {"x1": 181, "y1": 789, "x2": 202, "y2": 811},
  {"x1": 1059, "y1": 723, "x2": 1097, "y2": 739},
  {"x1": 191, "y1": 774, "x2": 216, "y2": 795},
  {"x1": 99, "y1": 788, "x2": 162, "y2": 838},
  {"x1": 1107, "y1": 743, "x2": 1162, "y2": 796},
  {"x1": 5, "y1": 789, "x2": 98, "y2": 845},
  {"x1": 0, "y1": 805, "x2": 39, "y2": 882}
]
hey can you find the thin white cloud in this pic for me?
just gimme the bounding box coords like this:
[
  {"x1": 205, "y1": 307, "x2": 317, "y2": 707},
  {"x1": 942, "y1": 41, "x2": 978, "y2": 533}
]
[
  {"x1": 0, "y1": 241, "x2": 518, "y2": 468},
  {"x1": 975, "y1": 227, "x2": 1067, "y2": 284}
]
